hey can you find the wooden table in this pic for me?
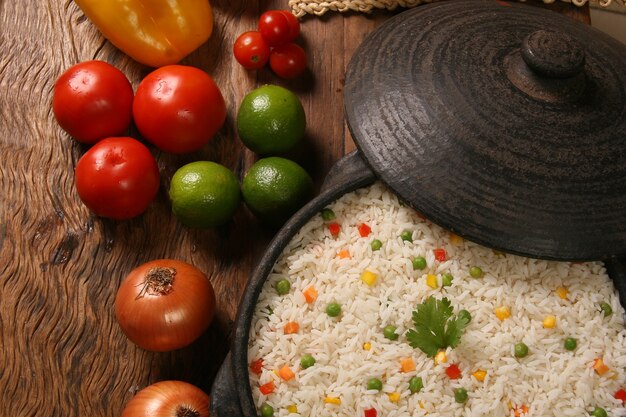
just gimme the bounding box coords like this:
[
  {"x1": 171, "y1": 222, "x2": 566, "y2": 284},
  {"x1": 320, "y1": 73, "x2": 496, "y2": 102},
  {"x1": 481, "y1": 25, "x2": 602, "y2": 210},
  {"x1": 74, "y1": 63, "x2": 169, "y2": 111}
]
[{"x1": 0, "y1": 1, "x2": 589, "y2": 416}]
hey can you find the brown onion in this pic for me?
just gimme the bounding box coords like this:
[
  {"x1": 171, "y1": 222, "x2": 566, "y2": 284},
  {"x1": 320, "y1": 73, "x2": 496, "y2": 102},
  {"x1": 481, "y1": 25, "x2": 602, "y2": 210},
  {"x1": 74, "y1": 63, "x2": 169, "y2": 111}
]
[
  {"x1": 121, "y1": 380, "x2": 209, "y2": 417},
  {"x1": 115, "y1": 259, "x2": 216, "y2": 352}
]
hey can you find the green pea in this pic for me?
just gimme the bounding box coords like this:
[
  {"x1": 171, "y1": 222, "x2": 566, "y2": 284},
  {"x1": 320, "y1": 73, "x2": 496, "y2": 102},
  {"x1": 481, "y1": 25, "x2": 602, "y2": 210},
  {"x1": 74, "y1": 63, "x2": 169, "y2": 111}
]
[
  {"x1": 514, "y1": 342, "x2": 529, "y2": 358},
  {"x1": 591, "y1": 407, "x2": 607, "y2": 417},
  {"x1": 412, "y1": 256, "x2": 427, "y2": 270},
  {"x1": 469, "y1": 266, "x2": 483, "y2": 278},
  {"x1": 371, "y1": 239, "x2": 382, "y2": 251},
  {"x1": 383, "y1": 325, "x2": 399, "y2": 340},
  {"x1": 367, "y1": 378, "x2": 383, "y2": 391},
  {"x1": 321, "y1": 208, "x2": 335, "y2": 221},
  {"x1": 260, "y1": 403, "x2": 274, "y2": 417},
  {"x1": 458, "y1": 309, "x2": 472, "y2": 324},
  {"x1": 600, "y1": 302, "x2": 613, "y2": 317},
  {"x1": 300, "y1": 354, "x2": 316, "y2": 369},
  {"x1": 326, "y1": 302, "x2": 341, "y2": 317},
  {"x1": 564, "y1": 337, "x2": 577, "y2": 351},
  {"x1": 454, "y1": 388, "x2": 468, "y2": 403},
  {"x1": 400, "y1": 230, "x2": 413, "y2": 242},
  {"x1": 274, "y1": 279, "x2": 291, "y2": 295},
  {"x1": 442, "y1": 273, "x2": 454, "y2": 287},
  {"x1": 408, "y1": 376, "x2": 423, "y2": 394}
]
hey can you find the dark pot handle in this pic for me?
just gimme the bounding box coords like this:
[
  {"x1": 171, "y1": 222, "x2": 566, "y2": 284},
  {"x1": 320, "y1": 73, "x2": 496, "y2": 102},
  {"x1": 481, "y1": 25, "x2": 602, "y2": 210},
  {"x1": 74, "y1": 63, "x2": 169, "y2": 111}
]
[
  {"x1": 604, "y1": 257, "x2": 626, "y2": 309},
  {"x1": 210, "y1": 353, "x2": 243, "y2": 417},
  {"x1": 321, "y1": 150, "x2": 375, "y2": 193}
]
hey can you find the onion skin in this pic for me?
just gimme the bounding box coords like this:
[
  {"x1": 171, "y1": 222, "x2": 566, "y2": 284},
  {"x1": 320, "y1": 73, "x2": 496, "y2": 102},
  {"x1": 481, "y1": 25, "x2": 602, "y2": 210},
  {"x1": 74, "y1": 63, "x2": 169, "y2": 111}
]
[
  {"x1": 115, "y1": 259, "x2": 216, "y2": 352},
  {"x1": 121, "y1": 380, "x2": 209, "y2": 417}
]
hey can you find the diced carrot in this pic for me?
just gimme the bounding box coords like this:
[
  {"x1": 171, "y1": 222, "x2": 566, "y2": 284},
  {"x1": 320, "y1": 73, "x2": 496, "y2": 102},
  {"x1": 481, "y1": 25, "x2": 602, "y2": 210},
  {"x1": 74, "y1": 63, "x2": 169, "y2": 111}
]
[
  {"x1": 284, "y1": 321, "x2": 299, "y2": 334},
  {"x1": 259, "y1": 381, "x2": 275, "y2": 395},
  {"x1": 303, "y1": 286, "x2": 318, "y2": 303},
  {"x1": 279, "y1": 365, "x2": 295, "y2": 381},
  {"x1": 358, "y1": 223, "x2": 372, "y2": 237},
  {"x1": 514, "y1": 404, "x2": 529, "y2": 417},
  {"x1": 250, "y1": 358, "x2": 264, "y2": 375},
  {"x1": 337, "y1": 249, "x2": 351, "y2": 259},
  {"x1": 400, "y1": 358, "x2": 416, "y2": 373},
  {"x1": 593, "y1": 358, "x2": 610, "y2": 375}
]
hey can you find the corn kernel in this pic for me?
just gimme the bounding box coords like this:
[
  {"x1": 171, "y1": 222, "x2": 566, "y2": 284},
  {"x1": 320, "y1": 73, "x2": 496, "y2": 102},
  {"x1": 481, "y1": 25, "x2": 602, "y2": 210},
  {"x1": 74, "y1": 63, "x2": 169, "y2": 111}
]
[
  {"x1": 324, "y1": 396, "x2": 341, "y2": 405},
  {"x1": 472, "y1": 369, "x2": 487, "y2": 382},
  {"x1": 543, "y1": 315, "x2": 556, "y2": 329},
  {"x1": 419, "y1": 401, "x2": 425, "y2": 409},
  {"x1": 426, "y1": 274, "x2": 438, "y2": 289},
  {"x1": 434, "y1": 350, "x2": 447, "y2": 364},
  {"x1": 495, "y1": 306, "x2": 511, "y2": 321},
  {"x1": 555, "y1": 287, "x2": 569, "y2": 299},
  {"x1": 593, "y1": 358, "x2": 610, "y2": 375},
  {"x1": 388, "y1": 392, "x2": 401, "y2": 402},
  {"x1": 360, "y1": 270, "x2": 378, "y2": 286},
  {"x1": 287, "y1": 405, "x2": 298, "y2": 413},
  {"x1": 363, "y1": 342, "x2": 371, "y2": 351},
  {"x1": 450, "y1": 233, "x2": 463, "y2": 245}
]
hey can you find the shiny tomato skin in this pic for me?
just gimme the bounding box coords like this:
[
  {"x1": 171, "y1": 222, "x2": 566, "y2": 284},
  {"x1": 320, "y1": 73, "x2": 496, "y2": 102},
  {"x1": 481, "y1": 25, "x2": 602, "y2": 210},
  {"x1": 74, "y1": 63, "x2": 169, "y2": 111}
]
[
  {"x1": 269, "y1": 43, "x2": 307, "y2": 79},
  {"x1": 234, "y1": 31, "x2": 270, "y2": 70},
  {"x1": 75, "y1": 137, "x2": 160, "y2": 220},
  {"x1": 52, "y1": 60, "x2": 133, "y2": 144},
  {"x1": 279, "y1": 10, "x2": 301, "y2": 41},
  {"x1": 258, "y1": 10, "x2": 292, "y2": 46},
  {"x1": 133, "y1": 65, "x2": 226, "y2": 154}
]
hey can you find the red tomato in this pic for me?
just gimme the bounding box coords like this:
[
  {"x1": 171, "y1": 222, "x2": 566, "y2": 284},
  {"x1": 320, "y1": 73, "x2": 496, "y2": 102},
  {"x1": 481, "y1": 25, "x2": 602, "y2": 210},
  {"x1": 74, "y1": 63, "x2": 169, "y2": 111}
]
[
  {"x1": 75, "y1": 137, "x2": 160, "y2": 219},
  {"x1": 615, "y1": 389, "x2": 626, "y2": 402},
  {"x1": 52, "y1": 60, "x2": 133, "y2": 144},
  {"x1": 445, "y1": 364, "x2": 462, "y2": 379},
  {"x1": 234, "y1": 31, "x2": 270, "y2": 70},
  {"x1": 259, "y1": 381, "x2": 275, "y2": 395},
  {"x1": 364, "y1": 409, "x2": 377, "y2": 417},
  {"x1": 133, "y1": 65, "x2": 226, "y2": 154},
  {"x1": 358, "y1": 223, "x2": 372, "y2": 237},
  {"x1": 270, "y1": 43, "x2": 307, "y2": 79},
  {"x1": 258, "y1": 10, "x2": 292, "y2": 46},
  {"x1": 279, "y1": 10, "x2": 301, "y2": 41},
  {"x1": 250, "y1": 358, "x2": 264, "y2": 375},
  {"x1": 328, "y1": 222, "x2": 341, "y2": 237},
  {"x1": 434, "y1": 248, "x2": 447, "y2": 261}
]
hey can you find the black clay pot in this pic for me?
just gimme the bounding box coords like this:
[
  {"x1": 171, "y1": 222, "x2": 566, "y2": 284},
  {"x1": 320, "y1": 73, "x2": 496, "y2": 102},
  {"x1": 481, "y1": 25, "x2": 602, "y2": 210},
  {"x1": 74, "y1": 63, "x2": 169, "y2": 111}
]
[{"x1": 211, "y1": 1, "x2": 626, "y2": 415}]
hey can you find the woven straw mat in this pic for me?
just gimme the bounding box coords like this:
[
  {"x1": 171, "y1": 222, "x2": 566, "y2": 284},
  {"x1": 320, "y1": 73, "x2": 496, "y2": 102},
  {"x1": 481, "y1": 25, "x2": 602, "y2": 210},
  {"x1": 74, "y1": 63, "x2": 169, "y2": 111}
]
[{"x1": 288, "y1": 0, "x2": 622, "y2": 17}]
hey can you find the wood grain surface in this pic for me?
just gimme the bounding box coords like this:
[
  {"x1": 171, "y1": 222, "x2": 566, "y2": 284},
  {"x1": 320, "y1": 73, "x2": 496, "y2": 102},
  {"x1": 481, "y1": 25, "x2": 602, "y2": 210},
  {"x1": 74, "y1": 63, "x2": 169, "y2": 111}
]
[{"x1": 0, "y1": 1, "x2": 589, "y2": 416}]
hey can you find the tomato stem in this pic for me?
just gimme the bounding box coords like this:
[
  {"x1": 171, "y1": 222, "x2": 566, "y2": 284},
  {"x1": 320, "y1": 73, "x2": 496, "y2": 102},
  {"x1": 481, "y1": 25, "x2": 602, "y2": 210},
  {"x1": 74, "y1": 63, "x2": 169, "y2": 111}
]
[
  {"x1": 136, "y1": 267, "x2": 176, "y2": 299},
  {"x1": 175, "y1": 405, "x2": 200, "y2": 417}
]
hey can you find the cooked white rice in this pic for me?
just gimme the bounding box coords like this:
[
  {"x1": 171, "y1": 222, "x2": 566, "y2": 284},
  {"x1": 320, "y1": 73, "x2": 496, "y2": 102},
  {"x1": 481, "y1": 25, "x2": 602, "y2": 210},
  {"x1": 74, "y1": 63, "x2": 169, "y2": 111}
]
[{"x1": 248, "y1": 182, "x2": 626, "y2": 417}]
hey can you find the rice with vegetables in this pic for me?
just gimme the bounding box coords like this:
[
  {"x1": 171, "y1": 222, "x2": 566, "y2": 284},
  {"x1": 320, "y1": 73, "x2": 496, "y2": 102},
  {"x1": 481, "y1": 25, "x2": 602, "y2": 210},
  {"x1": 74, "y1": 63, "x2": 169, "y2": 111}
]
[{"x1": 248, "y1": 182, "x2": 626, "y2": 417}]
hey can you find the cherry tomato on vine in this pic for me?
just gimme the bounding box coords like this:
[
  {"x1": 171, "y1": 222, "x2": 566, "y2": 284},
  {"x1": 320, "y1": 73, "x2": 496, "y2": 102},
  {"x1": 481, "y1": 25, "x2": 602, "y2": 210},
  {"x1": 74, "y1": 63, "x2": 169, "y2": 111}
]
[
  {"x1": 121, "y1": 380, "x2": 209, "y2": 417},
  {"x1": 234, "y1": 31, "x2": 270, "y2": 70},
  {"x1": 133, "y1": 65, "x2": 226, "y2": 154},
  {"x1": 258, "y1": 10, "x2": 293, "y2": 46},
  {"x1": 115, "y1": 259, "x2": 216, "y2": 352},
  {"x1": 270, "y1": 43, "x2": 307, "y2": 79},
  {"x1": 52, "y1": 60, "x2": 133, "y2": 144},
  {"x1": 75, "y1": 137, "x2": 160, "y2": 220},
  {"x1": 279, "y1": 10, "x2": 301, "y2": 41}
]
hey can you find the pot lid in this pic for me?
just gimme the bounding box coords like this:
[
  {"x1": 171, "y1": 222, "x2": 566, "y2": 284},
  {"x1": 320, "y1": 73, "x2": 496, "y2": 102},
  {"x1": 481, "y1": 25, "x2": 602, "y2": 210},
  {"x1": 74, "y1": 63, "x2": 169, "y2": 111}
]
[{"x1": 344, "y1": 0, "x2": 626, "y2": 261}]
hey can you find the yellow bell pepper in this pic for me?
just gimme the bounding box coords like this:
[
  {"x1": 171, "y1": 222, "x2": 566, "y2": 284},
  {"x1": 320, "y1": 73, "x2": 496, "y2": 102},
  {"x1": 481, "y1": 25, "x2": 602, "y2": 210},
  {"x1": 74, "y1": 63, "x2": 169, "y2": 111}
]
[{"x1": 74, "y1": 0, "x2": 213, "y2": 67}]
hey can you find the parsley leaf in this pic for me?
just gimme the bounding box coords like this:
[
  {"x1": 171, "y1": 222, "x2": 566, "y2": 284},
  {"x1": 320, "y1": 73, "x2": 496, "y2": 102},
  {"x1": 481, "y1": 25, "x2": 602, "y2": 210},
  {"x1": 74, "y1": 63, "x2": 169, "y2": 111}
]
[{"x1": 406, "y1": 296, "x2": 469, "y2": 357}]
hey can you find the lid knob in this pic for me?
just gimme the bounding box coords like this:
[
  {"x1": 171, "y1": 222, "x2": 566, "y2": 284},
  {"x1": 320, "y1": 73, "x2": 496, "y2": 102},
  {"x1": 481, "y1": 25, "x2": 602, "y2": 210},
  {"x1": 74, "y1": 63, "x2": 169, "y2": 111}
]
[{"x1": 521, "y1": 30, "x2": 585, "y2": 78}]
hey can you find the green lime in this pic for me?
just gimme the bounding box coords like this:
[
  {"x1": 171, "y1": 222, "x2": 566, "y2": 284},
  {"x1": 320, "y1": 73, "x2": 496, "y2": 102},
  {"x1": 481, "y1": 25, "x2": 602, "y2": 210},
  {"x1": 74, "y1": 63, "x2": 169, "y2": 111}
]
[
  {"x1": 236, "y1": 85, "x2": 306, "y2": 154},
  {"x1": 169, "y1": 161, "x2": 241, "y2": 228},
  {"x1": 242, "y1": 157, "x2": 313, "y2": 226}
]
